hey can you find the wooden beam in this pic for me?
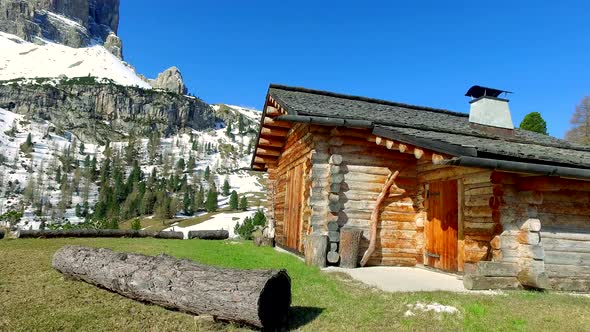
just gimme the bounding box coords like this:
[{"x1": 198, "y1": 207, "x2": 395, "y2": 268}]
[
  {"x1": 254, "y1": 156, "x2": 278, "y2": 164},
  {"x1": 260, "y1": 127, "x2": 289, "y2": 137},
  {"x1": 263, "y1": 117, "x2": 292, "y2": 128},
  {"x1": 398, "y1": 144, "x2": 407, "y2": 153},
  {"x1": 413, "y1": 148, "x2": 424, "y2": 159},
  {"x1": 256, "y1": 147, "x2": 281, "y2": 157},
  {"x1": 258, "y1": 137, "x2": 284, "y2": 148},
  {"x1": 432, "y1": 153, "x2": 445, "y2": 165},
  {"x1": 252, "y1": 163, "x2": 267, "y2": 170},
  {"x1": 265, "y1": 106, "x2": 280, "y2": 117}
]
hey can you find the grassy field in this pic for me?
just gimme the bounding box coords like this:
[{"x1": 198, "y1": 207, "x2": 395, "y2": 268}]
[{"x1": 1, "y1": 239, "x2": 589, "y2": 331}]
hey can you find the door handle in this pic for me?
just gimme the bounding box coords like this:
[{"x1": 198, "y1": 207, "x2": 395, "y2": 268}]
[{"x1": 425, "y1": 251, "x2": 440, "y2": 259}]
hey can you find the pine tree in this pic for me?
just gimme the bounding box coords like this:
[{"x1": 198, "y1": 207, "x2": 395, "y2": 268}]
[
  {"x1": 55, "y1": 165, "x2": 62, "y2": 183},
  {"x1": 20, "y1": 133, "x2": 34, "y2": 155},
  {"x1": 183, "y1": 189, "x2": 193, "y2": 215},
  {"x1": 205, "y1": 188, "x2": 218, "y2": 212},
  {"x1": 222, "y1": 178, "x2": 231, "y2": 196},
  {"x1": 169, "y1": 196, "x2": 180, "y2": 217},
  {"x1": 226, "y1": 123, "x2": 232, "y2": 137},
  {"x1": 147, "y1": 132, "x2": 160, "y2": 163},
  {"x1": 246, "y1": 141, "x2": 252, "y2": 155},
  {"x1": 125, "y1": 137, "x2": 138, "y2": 166},
  {"x1": 89, "y1": 156, "x2": 97, "y2": 181},
  {"x1": 187, "y1": 154, "x2": 196, "y2": 172},
  {"x1": 75, "y1": 203, "x2": 82, "y2": 217},
  {"x1": 176, "y1": 158, "x2": 185, "y2": 173},
  {"x1": 140, "y1": 189, "x2": 155, "y2": 215},
  {"x1": 82, "y1": 201, "x2": 89, "y2": 218},
  {"x1": 229, "y1": 190, "x2": 239, "y2": 210},
  {"x1": 239, "y1": 195, "x2": 248, "y2": 211},
  {"x1": 204, "y1": 166, "x2": 210, "y2": 180},
  {"x1": 193, "y1": 186, "x2": 204, "y2": 211},
  {"x1": 519, "y1": 112, "x2": 548, "y2": 135},
  {"x1": 131, "y1": 218, "x2": 142, "y2": 230},
  {"x1": 238, "y1": 114, "x2": 245, "y2": 133},
  {"x1": 79, "y1": 142, "x2": 85, "y2": 154},
  {"x1": 126, "y1": 160, "x2": 142, "y2": 192}
]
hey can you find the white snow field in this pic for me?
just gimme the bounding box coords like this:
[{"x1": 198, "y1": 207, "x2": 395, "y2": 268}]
[
  {"x1": 166, "y1": 210, "x2": 255, "y2": 239},
  {"x1": 0, "y1": 31, "x2": 150, "y2": 88}
]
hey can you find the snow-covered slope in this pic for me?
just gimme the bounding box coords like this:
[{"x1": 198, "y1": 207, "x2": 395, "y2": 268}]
[
  {"x1": 0, "y1": 106, "x2": 265, "y2": 230},
  {"x1": 223, "y1": 105, "x2": 262, "y2": 122},
  {"x1": 0, "y1": 32, "x2": 150, "y2": 89}
]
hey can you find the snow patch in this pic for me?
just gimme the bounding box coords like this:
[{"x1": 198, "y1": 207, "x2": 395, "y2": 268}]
[
  {"x1": 0, "y1": 31, "x2": 150, "y2": 88},
  {"x1": 165, "y1": 210, "x2": 256, "y2": 239},
  {"x1": 405, "y1": 302, "x2": 459, "y2": 315}
]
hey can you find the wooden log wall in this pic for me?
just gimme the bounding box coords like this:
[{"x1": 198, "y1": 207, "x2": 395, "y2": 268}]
[
  {"x1": 306, "y1": 128, "x2": 421, "y2": 267},
  {"x1": 417, "y1": 160, "x2": 494, "y2": 272},
  {"x1": 484, "y1": 172, "x2": 590, "y2": 291},
  {"x1": 267, "y1": 123, "x2": 314, "y2": 252}
]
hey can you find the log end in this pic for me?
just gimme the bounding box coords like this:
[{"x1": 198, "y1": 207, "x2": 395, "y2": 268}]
[{"x1": 258, "y1": 269, "x2": 292, "y2": 329}]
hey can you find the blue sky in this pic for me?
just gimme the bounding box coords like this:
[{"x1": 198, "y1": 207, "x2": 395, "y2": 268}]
[{"x1": 119, "y1": 1, "x2": 589, "y2": 138}]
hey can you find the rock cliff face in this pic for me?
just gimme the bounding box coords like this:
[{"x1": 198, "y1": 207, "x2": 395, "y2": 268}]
[
  {"x1": 149, "y1": 67, "x2": 188, "y2": 95},
  {"x1": 0, "y1": 78, "x2": 215, "y2": 143},
  {"x1": 0, "y1": 0, "x2": 122, "y2": 57}
]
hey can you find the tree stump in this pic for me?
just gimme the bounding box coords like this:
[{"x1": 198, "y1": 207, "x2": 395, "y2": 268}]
[
  {"x1": 253, "y1": 233, "x2": 274, "y2": 247},
  {"x1": 188, "y1": 230, "x2": 229, "y2": 240},
  {"x1": 304, "y1": 234, "x2": 328, "y2": 267},
  {"x1": 0, "y1": 229, "x2": 4, "y2": 239},
  {"x1": 52, "y1": 246, "x2": 291, "y2": 329},
  {"x1": 339, "y1": 228, "x2": 362, "y2": 268}
]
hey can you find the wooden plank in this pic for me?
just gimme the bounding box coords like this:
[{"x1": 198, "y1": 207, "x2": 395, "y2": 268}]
[{"x1": 425, "y1": 180, "x2": 458, "y2": 272}]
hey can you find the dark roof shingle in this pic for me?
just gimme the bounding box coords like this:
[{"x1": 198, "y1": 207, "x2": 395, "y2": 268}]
[{"x1": 268, "y1": 84, "x2": 590, "y2": 169}]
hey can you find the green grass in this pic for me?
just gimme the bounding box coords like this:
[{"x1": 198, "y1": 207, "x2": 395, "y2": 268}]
[{"x1": 1, "y1": 239, "x2": 589, "y2": 331}]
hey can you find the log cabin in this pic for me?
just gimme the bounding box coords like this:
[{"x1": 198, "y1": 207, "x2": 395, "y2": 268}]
[{"x1": 251, "y1": 84, "x2": 590, "y2": 292}]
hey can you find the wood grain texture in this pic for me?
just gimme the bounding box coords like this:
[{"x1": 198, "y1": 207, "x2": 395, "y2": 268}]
[
  {"x1": 425, "y1": 180, "x2": 459, "y2": 272},
  {"x1": 52, "y1": 246, "x2": 291, "y2": 329}
]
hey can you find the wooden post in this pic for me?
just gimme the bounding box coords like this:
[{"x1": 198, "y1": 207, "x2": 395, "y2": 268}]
[
  {"x1": 339, "y1": 228, "x2": 363, "y2": 268},
  {"x1": 304, "y1": 234, "x2": 329, "y2": 267},
  {"x1": 457, "y1": 179, "x2": 465, "y2": 272}
]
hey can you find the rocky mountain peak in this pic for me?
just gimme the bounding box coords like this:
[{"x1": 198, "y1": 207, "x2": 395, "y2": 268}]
[
  {"x1": 0, "y1": 0, "x2": 122, "y2": 58},
  {"x1": 149, "y1": 67, "x2": 188, "y2": 95}
]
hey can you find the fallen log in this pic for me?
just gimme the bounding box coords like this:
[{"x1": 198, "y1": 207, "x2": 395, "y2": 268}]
[
  {"x1": 188, "y1": 230, "x2": 229, "y2": 240},
  {"x1": 18, "y1": 229, "x2": 183, "y2": 239},
  {"x1": 52, "y1": 246, "x2": 291, "y2": 329}
]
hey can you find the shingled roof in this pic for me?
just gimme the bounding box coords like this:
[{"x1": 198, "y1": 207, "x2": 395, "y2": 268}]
[{"x1": 267, "y1": 84, "x2": 590, "y2": 169}]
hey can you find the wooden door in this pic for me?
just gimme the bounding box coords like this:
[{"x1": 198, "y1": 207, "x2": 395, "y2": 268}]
[
  {"x1": 283, "y1": 163, "x2": 304, "y2": 251},
  {"x1": 425, "y1": 180, "x2": 458, "y2": 272}
]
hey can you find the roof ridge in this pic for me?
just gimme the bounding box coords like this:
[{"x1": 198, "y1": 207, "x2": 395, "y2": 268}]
[{"x1": 269, "y1": 83, "x2": 469, "y2": 118}]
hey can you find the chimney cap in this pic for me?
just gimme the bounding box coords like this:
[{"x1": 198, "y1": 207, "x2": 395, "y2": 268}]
[{"x1": 465, "y1": 85, "x2": 512, "y2": 99}]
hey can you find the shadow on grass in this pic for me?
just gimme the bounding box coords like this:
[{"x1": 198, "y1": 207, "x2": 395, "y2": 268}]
[{"x1": 288, "y1": 306, "x2": 324, "y2": 329}]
